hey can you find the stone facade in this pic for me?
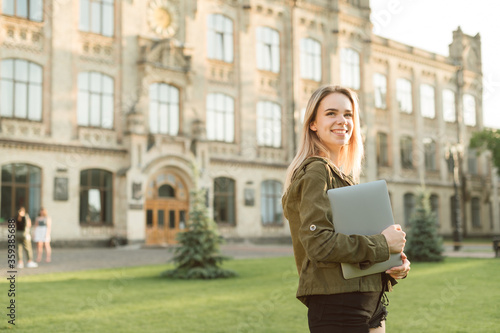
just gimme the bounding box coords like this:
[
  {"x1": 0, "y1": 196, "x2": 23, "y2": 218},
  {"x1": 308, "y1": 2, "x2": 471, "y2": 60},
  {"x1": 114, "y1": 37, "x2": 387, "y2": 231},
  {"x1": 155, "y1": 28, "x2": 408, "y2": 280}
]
[{"x1": 0, "y1": 0, "x2": 498, "y2": 246}]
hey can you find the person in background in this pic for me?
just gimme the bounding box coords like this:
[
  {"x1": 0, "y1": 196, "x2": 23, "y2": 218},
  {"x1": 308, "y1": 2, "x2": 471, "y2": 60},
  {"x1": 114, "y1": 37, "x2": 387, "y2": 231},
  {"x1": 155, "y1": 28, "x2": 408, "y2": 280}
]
[
  {"x1": 16, "y1": 207, "x2": 38, "y2": 268},
  {"x1": 282, "y1": 85, "x2": 410, "y2": 332},
  {"x1": 34, "y1": 207, "x2": 52, "y2": 263}
]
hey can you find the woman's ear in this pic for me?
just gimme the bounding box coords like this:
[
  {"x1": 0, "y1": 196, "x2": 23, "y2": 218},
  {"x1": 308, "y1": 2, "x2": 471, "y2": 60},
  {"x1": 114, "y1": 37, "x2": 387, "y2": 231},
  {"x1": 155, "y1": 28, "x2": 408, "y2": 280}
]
[{"x1": 309, "y1": 122, "x2": 317, "y2": 132}]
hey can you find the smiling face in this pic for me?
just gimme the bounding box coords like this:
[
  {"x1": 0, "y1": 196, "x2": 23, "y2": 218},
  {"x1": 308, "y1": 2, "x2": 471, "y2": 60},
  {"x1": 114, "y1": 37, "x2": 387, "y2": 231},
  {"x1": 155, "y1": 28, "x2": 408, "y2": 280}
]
[{"x1": 309, "y1": 92, "x2": 354, "y2": 161}]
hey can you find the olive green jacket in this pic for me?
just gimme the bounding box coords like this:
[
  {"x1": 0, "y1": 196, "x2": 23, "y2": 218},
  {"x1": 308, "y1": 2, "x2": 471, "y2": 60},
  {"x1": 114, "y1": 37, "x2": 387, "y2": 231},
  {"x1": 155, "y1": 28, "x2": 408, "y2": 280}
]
[{"x1": 282, "y1": 157, "x2": 395, "y2": 305}]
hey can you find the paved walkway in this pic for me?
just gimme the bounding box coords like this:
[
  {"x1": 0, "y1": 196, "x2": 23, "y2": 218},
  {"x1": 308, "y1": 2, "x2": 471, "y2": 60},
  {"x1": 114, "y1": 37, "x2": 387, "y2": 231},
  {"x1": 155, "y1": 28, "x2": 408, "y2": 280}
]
[{"x1": 9, "y1": 243, "x2": 496, "y2": 277}]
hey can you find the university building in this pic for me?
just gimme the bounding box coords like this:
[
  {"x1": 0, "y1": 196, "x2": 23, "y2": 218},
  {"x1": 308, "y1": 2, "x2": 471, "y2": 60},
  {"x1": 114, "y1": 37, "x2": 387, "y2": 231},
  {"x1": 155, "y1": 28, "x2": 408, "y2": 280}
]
[{"x1": 0, "y1": 0, "x2": 498, "y2": 246}]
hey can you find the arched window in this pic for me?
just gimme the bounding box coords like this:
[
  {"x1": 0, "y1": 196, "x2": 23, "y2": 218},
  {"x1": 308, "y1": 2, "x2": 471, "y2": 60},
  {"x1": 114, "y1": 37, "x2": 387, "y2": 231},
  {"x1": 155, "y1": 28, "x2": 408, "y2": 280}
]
[
  {"x1": 403, "y1": 193, "x2": 415, "y2": 226},
  {"x1": 158, "y1": 184, "x2": 175, "y2": 198},
  {"x1": 1, "y1": 59, "x2": 43, "y2": 121},
  {"x1": 256, "y1": 27, "x2": 280, "y2": 73},
  {"x1": 80, "y1": 169, "x2": 113, "y2": 224},
  {"x1": 213, "y1": 177, "x2": 235, "y2": 225},
  {"x1": 79, "y1": 0, "x2": 114, "y2": 37},
  {"x1": 207, "y1": 14, "x2": 233, "y2": 62},
  {"x1": 0, "y1": 164, "x2": 41, "y2": 222},
  {"x1": 77, "y1": 72, "x2": 114, "y2": 128},
  {"x1": 257, "y1": 101, "x2": 281, "y2": 148},
  {"x1": 261, "y1": 180, "x2": 283, "y2": 225},
  {"x1": 149, "y1": 83, "x2": 179, "y2": 135},
  {"x1": 340, "y1": 48, "x2": 360, "y2": 89},
  {"x1": 300, "y1": 38, "x2": 321, "y2": 81},
  {"x1": 2, "y1": 0, "x2": 43, "y2": 22},
  {"x1": 206, "y1": 93, "x2": 234, "y2": 142}
]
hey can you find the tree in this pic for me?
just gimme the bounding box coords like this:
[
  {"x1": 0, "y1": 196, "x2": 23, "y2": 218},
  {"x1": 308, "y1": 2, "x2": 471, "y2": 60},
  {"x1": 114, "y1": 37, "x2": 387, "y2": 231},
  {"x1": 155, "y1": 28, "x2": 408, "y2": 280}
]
[
  {"x1": 469, "y1": 128, "x2": 500, "y2": 175},
  {"x1": 161, "y1": 172, "x2": 237, "y2": 279},
  {"x1": 405, "y1": 189, "x2": 444, "y2": 262}
]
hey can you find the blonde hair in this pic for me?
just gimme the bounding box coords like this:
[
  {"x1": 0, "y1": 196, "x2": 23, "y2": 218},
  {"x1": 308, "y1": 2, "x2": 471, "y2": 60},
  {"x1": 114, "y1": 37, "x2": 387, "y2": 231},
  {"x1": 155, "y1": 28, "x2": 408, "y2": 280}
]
[{"x1": 284, "y1": 85, "x2": 364, "y2": 191}]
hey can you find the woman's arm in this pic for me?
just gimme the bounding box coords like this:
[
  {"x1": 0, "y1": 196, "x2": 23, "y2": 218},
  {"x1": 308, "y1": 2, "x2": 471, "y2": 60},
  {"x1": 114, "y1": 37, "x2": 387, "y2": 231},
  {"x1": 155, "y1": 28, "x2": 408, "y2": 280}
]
[{"x1": 297, "y1": 163, "x2": 390, "y2": 265}]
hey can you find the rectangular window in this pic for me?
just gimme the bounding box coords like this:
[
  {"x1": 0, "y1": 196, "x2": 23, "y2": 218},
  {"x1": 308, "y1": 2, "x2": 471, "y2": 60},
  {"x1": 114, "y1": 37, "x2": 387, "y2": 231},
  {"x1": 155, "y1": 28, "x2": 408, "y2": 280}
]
[
  {"x1": 420, "y1": 84, "x2": 435, "y2": 119},
  {"x1": 80, "y1": 0, "x2": 114, "y2": 37},
  {"x1": 256, "y1": 27, "x2": 280, "y2": 73},
  {"x1": 3, "y1": 0, "x2": 44, "y2": 22},
  {"x1": 468, "y1": 149, "x2": 478, "y2": 175},
  {"x1": 400, "y1": 136, "x2": 413, "y2": 169},
  {"x1": 257, "y1": 101, "x2": 281, "y2": 147},
  {"x1": 423, "y1": 138, "x2": 437, "y2": 171},
  {"x1": 207, "y1": 14, "x2": 233, "y2": 62},
  {"x1": 373, "y1": 73, "x2": 387, "y2": 109},
  {"x1": 471, "y1": 198, "x2": 481, "y2": 228},
  {"x1": 442, "y1": 89, "x2": 456, "y2": 122},
  {"x1": 377, "y1": 132, "x2": 389, "y2": 167},
  {"x1": 463, "y1": 94, "x2": 476, "y2": 126},
  {"x1": 340, "y1": 48, "x2": 360, "y2": 90},
  {"x1": 300, "y1": 38, "x2": 321, "y2": 81},
  {"x1": 396, "y1": 78, "x2": 412, "y2": 113}
]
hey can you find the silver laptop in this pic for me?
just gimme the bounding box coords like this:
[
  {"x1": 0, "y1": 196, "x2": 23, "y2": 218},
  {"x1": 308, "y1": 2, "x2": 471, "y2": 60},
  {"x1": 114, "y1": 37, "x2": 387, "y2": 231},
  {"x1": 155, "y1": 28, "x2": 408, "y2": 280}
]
[{"x1": 327, "y1": 180, "x2": 403, "y2": 279}]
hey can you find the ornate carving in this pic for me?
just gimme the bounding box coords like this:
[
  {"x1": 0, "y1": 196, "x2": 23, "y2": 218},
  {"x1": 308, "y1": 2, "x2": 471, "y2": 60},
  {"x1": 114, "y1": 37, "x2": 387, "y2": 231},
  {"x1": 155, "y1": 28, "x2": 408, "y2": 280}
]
[
  {"x1": 78, "y1": 127, "x2": 117, "y2": 148},
  {"x1": 138, "y1": 37, "x2": 191, "y2": 72},
  {"x1": 79, "y1": 33, "x2": 115, "y2": 64},
  {"x1": 0, "y1": 119, "x2": 46, "y2": 138},
  {"x1": 1, "y1": 17, "x2": 44, "y2": 53}
]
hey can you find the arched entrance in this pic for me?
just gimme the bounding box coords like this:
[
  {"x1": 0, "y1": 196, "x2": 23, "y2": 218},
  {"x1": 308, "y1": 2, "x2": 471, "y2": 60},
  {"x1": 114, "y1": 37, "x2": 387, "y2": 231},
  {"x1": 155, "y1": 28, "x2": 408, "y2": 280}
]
[{"x1": 145, "y1": 169, "x2": 189, "y2": 245}]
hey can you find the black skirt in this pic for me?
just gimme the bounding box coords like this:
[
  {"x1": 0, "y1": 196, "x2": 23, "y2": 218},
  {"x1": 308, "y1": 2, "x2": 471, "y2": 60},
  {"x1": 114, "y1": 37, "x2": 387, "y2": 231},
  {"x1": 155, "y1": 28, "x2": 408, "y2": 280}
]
[{"x1": 307, "y1": 292, "x2": 388, "y2": 333}]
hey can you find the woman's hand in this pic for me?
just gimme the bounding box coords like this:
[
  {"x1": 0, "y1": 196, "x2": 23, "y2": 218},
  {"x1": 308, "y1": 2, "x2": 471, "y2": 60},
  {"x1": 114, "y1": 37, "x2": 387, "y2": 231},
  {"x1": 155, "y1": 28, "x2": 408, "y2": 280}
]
[
  {"x1": 385, "y1": 252, "x2": 410, "y2": 279},
  {"x1": 381, "y1": 224, "x2": 406, "y2": 253}
]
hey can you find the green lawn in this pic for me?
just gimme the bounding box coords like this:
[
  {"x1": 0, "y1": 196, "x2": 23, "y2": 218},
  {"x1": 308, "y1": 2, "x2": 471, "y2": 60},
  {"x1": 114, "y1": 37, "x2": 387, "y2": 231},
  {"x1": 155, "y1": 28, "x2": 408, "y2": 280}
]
[{"x1": 1, "y1": 257, "x2": 499, "y2": 333}]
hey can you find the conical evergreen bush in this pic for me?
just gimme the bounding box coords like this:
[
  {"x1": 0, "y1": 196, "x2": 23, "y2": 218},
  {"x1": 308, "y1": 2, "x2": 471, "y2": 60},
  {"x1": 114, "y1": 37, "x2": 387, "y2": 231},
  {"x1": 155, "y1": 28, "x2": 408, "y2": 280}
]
[
  {"x1": 161, "y1": 169, "x2": 237, "y2": 279},
  {"x1": 405, "y1": 189, "x2": 444, "y2": 262}
]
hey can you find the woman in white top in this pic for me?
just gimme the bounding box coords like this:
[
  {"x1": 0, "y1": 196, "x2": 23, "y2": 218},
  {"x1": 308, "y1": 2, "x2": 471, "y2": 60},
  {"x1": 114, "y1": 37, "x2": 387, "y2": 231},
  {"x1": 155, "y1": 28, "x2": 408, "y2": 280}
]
[{"x1": 34, "y1": 208, "x2": 52, "y2": 263}]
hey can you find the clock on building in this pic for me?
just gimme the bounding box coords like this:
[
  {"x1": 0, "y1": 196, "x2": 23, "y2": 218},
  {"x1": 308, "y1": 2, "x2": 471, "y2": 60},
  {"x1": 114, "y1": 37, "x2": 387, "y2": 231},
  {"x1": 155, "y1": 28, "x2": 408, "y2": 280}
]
[{"x1": 148, "y1": 0, "x2": 179, "y2": 38}]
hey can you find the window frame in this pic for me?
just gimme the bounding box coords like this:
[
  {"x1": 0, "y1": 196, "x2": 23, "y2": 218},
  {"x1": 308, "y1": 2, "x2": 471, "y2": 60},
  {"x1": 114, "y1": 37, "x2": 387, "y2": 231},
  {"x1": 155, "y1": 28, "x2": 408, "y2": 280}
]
[
  {"x1": 207, "y1": 14, "x2": 234, "y2": 63},
  {"x1": 79, "y1": 169, "x2": 113, "y2": 225},
  {"x1": 256, "y1": 26, "x2": 280, "y2": 73},
  {"x1": 148, "y1": 83, "x2": 180, "y2": 136},
  {"x1": 340, "y1": 48, "x2": 360, "y2": 90},
  {"x1": 300, "y1": 38, "x2": 321, "y2": 82},
  {"x1": 257, "y1": 101, "x2": 282, "y2": 148},
  {"x1": 400, "y1": 136, "x2": 414, "y2": 169},
  {"x1": 213, "y1": 177, "x2": 236, "y2": 225},
  {"x1": 442, "y1": 89, "x2": 456, "y2": 123},
  {"x1": 376, "y1": 132, "x2": 389, "y2": 167},
  {"x1": 373, "y1": 73, "x2": 387, "y2": 109},
  {"x1": 463, "y1": 94, "x2": 476, "y2": 126},
  {"x1": 396, "y1": 78, "x2": 413, "y2": 114},
  {"x1": 2, "y1": 0, "x2": 44, "y2": 22},
  {"x1": 260, "y1": 180, "x2": 283, "y2": 225},
  {"x1": 206, "y1": 93, "x2": 235, "y2": 143},
  {"x1": 79, "y1": 0, "x2": 115, "y2": 37},
  {"x1": 1, "y1": 59, "x2": 43, "y2": 121},
  {"x1": 420, "y1": 84, "x2": 436, "y2": 119},
  {"x1": 0, "y1": 163, "x2": 41, "y2": 223},
  {"x1": 77, "y1": 71, "x2": 114, "y2": 129},
  {"x1": 423, "y1": 138, "x2": 437, "y2": 171}
]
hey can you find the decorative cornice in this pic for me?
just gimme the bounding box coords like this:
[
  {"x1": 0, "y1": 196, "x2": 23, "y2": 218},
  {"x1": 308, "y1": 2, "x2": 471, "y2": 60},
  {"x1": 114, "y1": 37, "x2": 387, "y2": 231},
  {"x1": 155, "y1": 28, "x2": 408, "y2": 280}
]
[
  {"x1": 0, "y1": 139, "x2": 127, "y2": 155},
  {"x1": 210, "y1": 158, "x2": 288, "y2": 169}
]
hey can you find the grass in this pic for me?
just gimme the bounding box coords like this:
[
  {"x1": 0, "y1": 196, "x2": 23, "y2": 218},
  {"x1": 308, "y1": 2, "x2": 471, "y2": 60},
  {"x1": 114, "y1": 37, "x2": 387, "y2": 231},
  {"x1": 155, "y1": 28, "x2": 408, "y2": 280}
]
[{"x1": 1, "y1": 257, "x2": 499, "y2": 333}]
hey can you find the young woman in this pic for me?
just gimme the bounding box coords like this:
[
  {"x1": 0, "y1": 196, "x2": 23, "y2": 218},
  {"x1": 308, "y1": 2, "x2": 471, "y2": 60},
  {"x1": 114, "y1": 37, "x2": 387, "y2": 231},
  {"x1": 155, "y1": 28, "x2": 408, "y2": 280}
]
[
  {"x1": 34, "y1": 208, "x2": 52, "y2": 263},
  {"x1": 282, "y1": 85, "x2": 410, "y2": 332},
  {"x1": 15, "y1": 207, "x2": 38, "y2": 268}
]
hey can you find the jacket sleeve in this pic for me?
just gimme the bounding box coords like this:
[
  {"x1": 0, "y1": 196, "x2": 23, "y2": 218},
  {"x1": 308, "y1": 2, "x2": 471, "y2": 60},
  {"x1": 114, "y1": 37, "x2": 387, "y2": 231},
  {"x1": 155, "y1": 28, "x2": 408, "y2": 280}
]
[{"x1": 297, "y1": 163, "x2": 390, "y2": 264}]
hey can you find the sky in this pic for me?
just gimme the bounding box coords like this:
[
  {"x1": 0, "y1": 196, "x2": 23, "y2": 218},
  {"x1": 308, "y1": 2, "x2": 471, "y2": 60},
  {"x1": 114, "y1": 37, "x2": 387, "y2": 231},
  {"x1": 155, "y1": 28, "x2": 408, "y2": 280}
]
[{"x1": 370, "y1": 0, "x2": 500, "y2": 129}]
